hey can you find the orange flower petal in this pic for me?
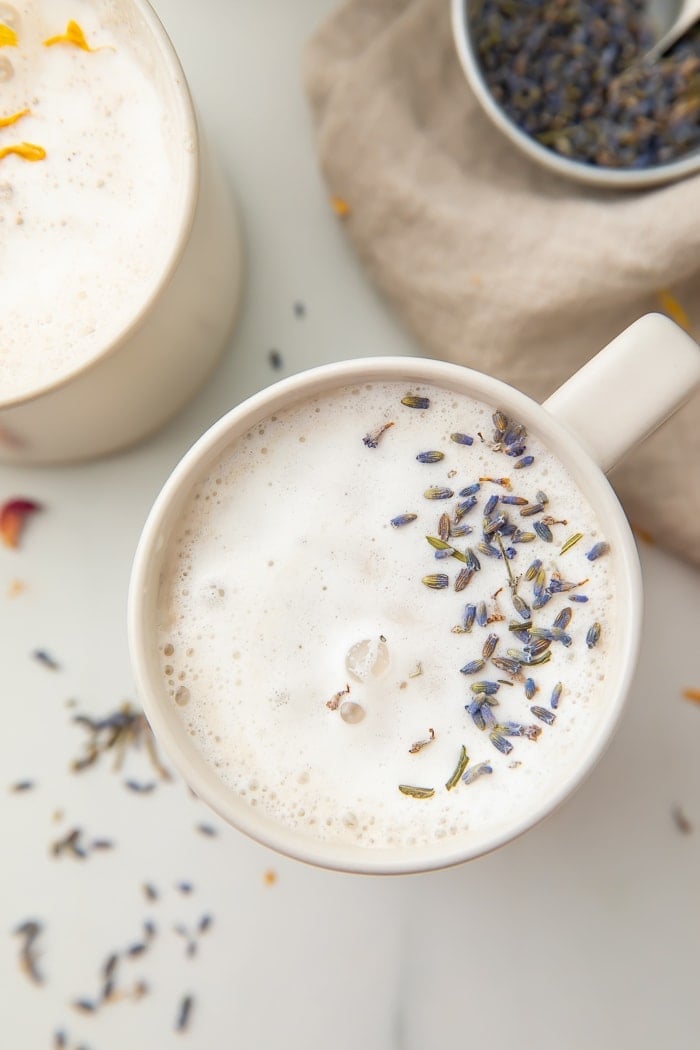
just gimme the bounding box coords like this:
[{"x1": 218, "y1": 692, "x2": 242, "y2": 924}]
[
  {"x1": 0, "y1": 143, "x2": 46, "y2": 163},
  {"x1": 0, "y1": 498, "x2": 42, "y2": 548},
  {"x1": 330, "y1": 195, "x2": 350, "y2": 218},
  {"x1": 43, "y1": 20, "x2": 101, "y2": 52},
  {"x1": 657, "y1": 289, "x2": 692, "y2": 334},
  {"x1": 682, "y1": 688, "x2": 700, "y2": 705},
  {"x1": 0, "y1": 108, "x2": 29, "y2": 129},
  {"x1": 631, "y1": 522, "x2": 655, "y2": 545},
  {"x1": 0, "y1": 24, "x2": 17, "y2": 47}
]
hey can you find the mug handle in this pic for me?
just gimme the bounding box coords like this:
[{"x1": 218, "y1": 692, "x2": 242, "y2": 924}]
[{"x1": 542, "y1": 313, "x2": 700, "y2": 473}]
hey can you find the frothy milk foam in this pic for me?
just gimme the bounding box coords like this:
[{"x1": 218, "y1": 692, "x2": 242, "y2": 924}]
[
  {"x1": 0, "y1": 0, "x2": 185, "y2": 401},
  {"x1": 155, "y1": 382, "x2": 616, "y2": 851}
]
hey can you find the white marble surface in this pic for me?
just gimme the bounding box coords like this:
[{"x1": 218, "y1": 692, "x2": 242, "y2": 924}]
[{"x1": 1, "y1": 1, "x2": 700, "y2": 1047}]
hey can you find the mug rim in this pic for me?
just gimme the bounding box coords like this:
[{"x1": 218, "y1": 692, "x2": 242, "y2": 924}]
[
  {"x1": 128, "y1": 357, "x2": 643, "y2": 875},
  {"x1": 0, "y1": 0, "x2": 200, "y2": 410}
]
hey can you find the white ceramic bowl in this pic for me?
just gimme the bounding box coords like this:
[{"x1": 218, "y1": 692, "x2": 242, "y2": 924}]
[{"x1": 451, "y1": 0, "x2": 700, "y2": 190}]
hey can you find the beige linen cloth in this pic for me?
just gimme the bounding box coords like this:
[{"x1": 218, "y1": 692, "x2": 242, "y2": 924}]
[{"x1": 303, "y1": 0, "x2": 700, "y2": 566}]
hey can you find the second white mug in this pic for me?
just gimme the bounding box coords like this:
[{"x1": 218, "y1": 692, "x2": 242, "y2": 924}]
[{"x1": 0, "y1": 0, "x2": 243, "y2": 463}]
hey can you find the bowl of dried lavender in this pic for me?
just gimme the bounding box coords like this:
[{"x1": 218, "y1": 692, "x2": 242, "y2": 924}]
[{"x1": 452, "y1": 0, "x2": 700, "y2": 188}]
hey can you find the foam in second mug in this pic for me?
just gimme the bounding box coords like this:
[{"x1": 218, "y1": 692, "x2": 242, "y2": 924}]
[
  {"x1": 155, "y1": 381, "x2": 616, "y2": 851},
  {"x1": 0, "y1": 0, "x2": 185, "y2": 401}
]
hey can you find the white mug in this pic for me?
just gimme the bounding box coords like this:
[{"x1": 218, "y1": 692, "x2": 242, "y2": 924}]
[
  {"x1": 0, "y1": 0, "x2": 242, "y2": 464},
  {"x1": 128, "y1": 313, "x2": 700, "y2": 874}
]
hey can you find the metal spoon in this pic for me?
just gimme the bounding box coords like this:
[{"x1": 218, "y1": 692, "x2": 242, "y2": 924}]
[{"x1": 644, "y1": 0, "x2": 700, "y2": 62}]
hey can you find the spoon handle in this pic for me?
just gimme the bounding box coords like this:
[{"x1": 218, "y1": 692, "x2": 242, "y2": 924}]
[{"x1": 644, "y1": 0, "x2": 700, "y2": 63}]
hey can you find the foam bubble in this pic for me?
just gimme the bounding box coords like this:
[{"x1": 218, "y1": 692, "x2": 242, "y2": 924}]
[{"x1": 345, "y1": 637, "x2": 390, "y2": 681}]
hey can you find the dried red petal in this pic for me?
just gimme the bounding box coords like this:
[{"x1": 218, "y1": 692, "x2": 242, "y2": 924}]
[{"x1": 0, "y1": 499, "x2": 42, "y2": 548}]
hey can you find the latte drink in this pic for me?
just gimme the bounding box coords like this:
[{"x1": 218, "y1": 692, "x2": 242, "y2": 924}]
[
  {"x1": 153, "y1": 380, "x2": 617, "y2": 853},
  {"x1": 0, "y1": 0, "x2": 185, "y2": 401}
]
